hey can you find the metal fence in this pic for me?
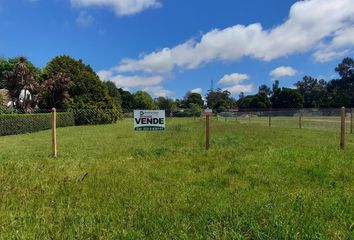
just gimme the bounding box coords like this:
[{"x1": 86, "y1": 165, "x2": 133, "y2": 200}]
[
  {"x1": 0, "y1": 107, "x2": 352, "y2": 156},
  {"x1": 0, "y1": 107, "x2": 352, "y2": 136},
  {"x1": 216, "y1": 108, "x2": 353, "y2": 134}
]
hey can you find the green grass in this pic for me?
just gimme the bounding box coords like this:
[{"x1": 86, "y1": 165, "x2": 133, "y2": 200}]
[
  {"x1": 235, "y1": 115, "x2": 351, "y2": 132},
  {"x1": 0, "y1": 118, "x2": 354, "y2": 239}
]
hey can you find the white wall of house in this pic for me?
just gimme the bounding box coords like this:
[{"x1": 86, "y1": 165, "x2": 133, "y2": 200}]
[{"x1": 0, "y1": 89, "x2": 33, "y2": 108}]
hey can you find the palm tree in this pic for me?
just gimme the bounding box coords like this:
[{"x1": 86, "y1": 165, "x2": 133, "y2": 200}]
[
  {"x1": 44, "y1": 72, "x2": 70, "y2": 109},
  {"x1": 5, "y1": 57, "x2": 39, "y2": 112}
]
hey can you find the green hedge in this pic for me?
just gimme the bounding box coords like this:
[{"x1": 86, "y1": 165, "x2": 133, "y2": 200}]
[
  {"x1": 0, "y1": 112, "x2": 75, "y2": 136},
  {"x1": 73, "y1": 108, "x2": 119, "y2": 125}
]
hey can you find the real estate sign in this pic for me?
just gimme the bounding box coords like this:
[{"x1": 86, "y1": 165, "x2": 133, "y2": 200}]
[
  {"x1": 134, "y1": 110, "x2": 165, "y2": 131},
  {"x1": 205, "y1": 109, "x2": 213, "y2": 116}
]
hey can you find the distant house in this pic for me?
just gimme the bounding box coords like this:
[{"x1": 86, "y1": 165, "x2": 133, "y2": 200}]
[{"x1": 0, "y1": 89, "x2": 10, "y2": 106}]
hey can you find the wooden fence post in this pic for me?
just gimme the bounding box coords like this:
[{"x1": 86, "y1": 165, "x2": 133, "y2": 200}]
[
  {"x1": 52, "y1": 108, "x2": 57, "y2": 158},
  {"x1": 249, "y1": 113, "x2": 251, "y2": 124},
  {"x1": 268, "y1": 111, "x2": 272, "y2": 127},
  {"x1": 299, "y1": 110, "x2": 302, "y2": 129},
  {"x1": 351, "y1": 108, "x2": 353, "y2": 134},
  {"x1": 340, "y1": 107, "x2": 345, "y2": 150},
  {"x1": 206, "y1": 115, "x2": 210, "y2": 151}
]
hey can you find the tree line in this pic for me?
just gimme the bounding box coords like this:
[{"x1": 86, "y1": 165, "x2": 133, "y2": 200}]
[
  {"x1": 238, "y1": 57, "x2": 354, "y2": 110},
  {"x1": 0, "y1": 55, "x2": 209, "y2": 120},
  {"x1": 0, "y1": 56, "x2": 119, "y2": 123},
  {"x1": 1, "y1": 56, "x2": 353, "y2": 121}
]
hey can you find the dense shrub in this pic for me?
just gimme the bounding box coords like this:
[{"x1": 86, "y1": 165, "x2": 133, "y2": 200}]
[
  {"x1": 0, "y1": 112, "x2": 75, "y2": 136},
  {"x1": 71, "y1": 102, "x2": 120, "y2": 125},
  {"x1": 173, "y1": 106, "x2": 203, "y2": 118},
  {"x1": 73, "y1": 108, "x2": 119, "y2": 125},
  {"x1": 0, "y1": 106, "x2": 17, "y2": 114},
  {"x1": 173, "y1": 111, "x2": 193, "y2": 118},
  {"x1": 41, "y1": 55, "x2": 122, "y2": 117}
]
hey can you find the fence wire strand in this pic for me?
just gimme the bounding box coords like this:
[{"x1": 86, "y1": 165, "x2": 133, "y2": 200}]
[
  {"x1": 0, "y1": 108, "x2": 353, "y2": 136},
  {"x1": 217, "y1": 108, "x2": 352, "y2": 133}
]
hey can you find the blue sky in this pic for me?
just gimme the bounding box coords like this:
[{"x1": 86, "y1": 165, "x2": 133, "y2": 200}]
[{"x1": 0, "y1": 0, "x2": 353, "y2": 99}]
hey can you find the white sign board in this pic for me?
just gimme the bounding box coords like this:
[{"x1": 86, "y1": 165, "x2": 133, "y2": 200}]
[
  {"x1": 134, "y1": 110, "x2": 165, "y2": 131},
  {"x1": 205, "y1": 109, "x2": 213, "y2": 116}
]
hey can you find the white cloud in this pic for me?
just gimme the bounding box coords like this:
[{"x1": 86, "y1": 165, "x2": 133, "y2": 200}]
[
  {"x1": 97, "y1": 70, "x2": 113, "y2": 80},
  {"x1": 223, "y1": 84, "x2": 253, "y2": 95},
  {"x1": 97, "y1": 69, "x2": 172, "y2": 97},
  {"x1": 71, "y1": 0, "x2": 161, "y2": 16},
  {"x1": 313, "y1": 27, "x2": 354, "y2": 62},
  {"x1": 270, "y1": 66, "x2": 297, "y2": 80},
  {"x1": 98, "y1": 70, "x2": 163, "y2": 88},
  {"x1": 114, "y1": 0, "x2": 354, "y2": 73},
  {"x1": 218, "y1": 73, "x2": 253, "y2": 95},
  {"x1": 218, "y1": 73, "x2": 249, "y2": 85},
  {"x1": 143, "y1": 86, "x2": 173, "y2": 97},
  {"x1": 109, "y1": 75, "x2": 163, "y2": 88},
  {"x1": 76, "y1": 11, "x2": 94, "y2": 26},
  {"x1": 191, "y1": 88, "x2": 202, "y2": 94}
]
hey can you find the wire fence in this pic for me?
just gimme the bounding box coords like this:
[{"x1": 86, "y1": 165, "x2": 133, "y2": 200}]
[
  {"x1": 0, "y1": 107, "x2": 352, "y2": 156},
  {"x1": 0, "y1": 107, "x2": 352, "y2": 137},
  {"x1": 216, "y1": 108, "x2": 353, "y2": 134}
]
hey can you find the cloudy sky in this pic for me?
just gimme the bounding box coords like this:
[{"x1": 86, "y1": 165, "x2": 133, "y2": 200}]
[{"x1": 0, "y1": 0, "x2": 353, "y2": 98}]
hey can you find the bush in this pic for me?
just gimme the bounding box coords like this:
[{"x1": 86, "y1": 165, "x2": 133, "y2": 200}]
[
  {"x1": 0, "y1": 106, "x2": 17, "y2": 114},
  {"x1": 0, "y1": 112, "x2": 75, "y2": 136},
  {"x1": 173, "y1": 111, "x2": 193, "y2": 118},
  {"x1": 173, "y1": 105, "x2": 203, "y2": 118},
  {"x1": 72, "y1": 107, "x2": 120, "y2": 125}
]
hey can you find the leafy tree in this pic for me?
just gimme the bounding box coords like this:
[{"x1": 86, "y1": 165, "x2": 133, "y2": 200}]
[
  {"x1": 5, "y1": 57, "x2": 40, "y2": 111},
  {"x1": 118, "y1": 88, "x2": 135, "y2": 111},
  {"x1": 185, "y1": 103, "x2": 203, "y2": 117},
  {"x1": 0, "y1": 57, "x2": 40, "y2": 89},
  {"x1": 43, "y1": 55, "x2": 120, "y2": 123},
  {"x1": 293, "y1": 58, "x2": 354, "y2": 108},
  {"x1": 272, "y1": 88, "x2": 303, "y2": 108},
  {"x1": 133, "y1": 91, "x2": 156, "y2": 110},
  {"x1": 206, "y1": 88, "x2": 232, "y2": 113},
  {"x1": 270, "y1": 80, "x2": 281, "y2": 104},
  {"x1": 154, "y1": 97, "x2": 176, "y2": 116},
  {"x1": 175, "y1": 98, "x2": 188, "y2": 109},
  {"x1": 335, "y1": 57, "x2": 354, "y2": 78},
  {"x1": 0, "y1": 58, "x2": 13, "y2": 89},
  {"x1": 327, "y1": 57, "x2": 354, "y2": 107},
  {"x1": 295, "y1": 76, "x2": 329, "y2": 108},
  {"x1": 184, "y1": 92, "x2": 204, "y2": 108},
  {"x1": 239, "y1": 92, "x2": 245, "y2": 100},
  {"x1": 229, "y1": 97, "x2": 238, "y2": 109},
  {"x1": 258, "y1": 84, "x2": 272, "y2": 96},
  {"x1": 238, "y1": 93, "x2": 271, "y2": 109},
  {"x1": 40, "y1": 72, "x2": 70, "y2": 109},
  {"x1": 327, "y1": 78, "x2": 352, "y2": 107},
  {"x1": 104, "y1": 81, "x2": 121, "y2": 108}
]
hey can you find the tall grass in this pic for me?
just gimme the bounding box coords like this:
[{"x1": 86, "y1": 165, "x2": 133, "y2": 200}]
[{"x1": 0, "y1": 118, "x2": 353, "y2": 239}]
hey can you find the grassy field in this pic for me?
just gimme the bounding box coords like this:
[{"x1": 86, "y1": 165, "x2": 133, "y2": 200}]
[
  {"x1": 235, "y1": 115, "x2": 351, "y2": 132},
  {"x1": 0, "y1": 118, "x2": 354, "y2": 239}
]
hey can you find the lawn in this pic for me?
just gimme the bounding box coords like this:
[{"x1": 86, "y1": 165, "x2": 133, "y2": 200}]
[
  {"x1": 236, "y1": 115, "x2": 351, "y2": 133},
  {"x1": 0, "y1": 118, "x2": 353, "y2": 239}
]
